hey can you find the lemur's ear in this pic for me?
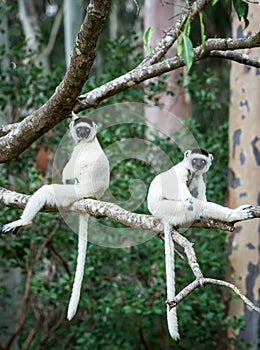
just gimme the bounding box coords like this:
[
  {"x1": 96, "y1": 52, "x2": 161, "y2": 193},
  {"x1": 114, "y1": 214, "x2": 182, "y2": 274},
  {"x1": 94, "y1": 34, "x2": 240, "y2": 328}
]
[
  {"x1": 184, "y1": 150, "x2": 191, "y2": 158},
  {"x1": 70, "y1": 111, "x2": 79, "y2": 121}
]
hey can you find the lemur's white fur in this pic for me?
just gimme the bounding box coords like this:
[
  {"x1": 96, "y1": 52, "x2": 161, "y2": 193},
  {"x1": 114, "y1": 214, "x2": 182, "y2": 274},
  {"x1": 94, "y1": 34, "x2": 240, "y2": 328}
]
[
  {"x1": 147, "y1": 148, "x2": 253, "y2": 340},
  {"x1": 164, "y1": 223, "x2": 179, "y2": 340},
  {"x1": 2, "y1": 113, "x2": 110, "y2": 321}
]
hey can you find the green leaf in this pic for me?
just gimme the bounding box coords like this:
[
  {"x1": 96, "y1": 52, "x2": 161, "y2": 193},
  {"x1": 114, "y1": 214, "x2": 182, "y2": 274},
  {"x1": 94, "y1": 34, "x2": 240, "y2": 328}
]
[
  {"x1": 177, "y1": 40, "x2": 183, "y2": 56},
  {"x1": 211, "y1": 0, "x2": 219, "y2": 5},
  {"x1": 143, "y1": 26, "x2": 153, "y2": 45},
  {"x1": 181, "y1": 34, "x2": 194, "y2": 71},
  {"x1": 183, "y1": 17, "x2": 191, "y2": 37},
  {"x1": 233, "y1": 0, "x2": 249, "y2": 28},
  {"x1": 143, "y1": 26, "x2": 154, "y2": 54},
  {"x1": 199, "y1": 12, "x2": 206, "y2": 48}
]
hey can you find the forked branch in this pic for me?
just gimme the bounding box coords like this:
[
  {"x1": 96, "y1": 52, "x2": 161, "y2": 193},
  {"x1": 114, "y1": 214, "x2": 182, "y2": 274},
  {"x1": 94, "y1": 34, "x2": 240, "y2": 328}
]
[{"x1": 167, "y1": 277, "x2": 260, "y2": 314}]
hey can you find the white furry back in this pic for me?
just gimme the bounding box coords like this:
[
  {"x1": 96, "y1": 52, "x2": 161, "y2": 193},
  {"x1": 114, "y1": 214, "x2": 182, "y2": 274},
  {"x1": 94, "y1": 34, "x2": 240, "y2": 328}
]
[
  {"x1": 164, "y1": 223, "x2": 180, "y2": 340},
  {"x1": 67, "y1": 214, "x2": 89, "y2": 320}
]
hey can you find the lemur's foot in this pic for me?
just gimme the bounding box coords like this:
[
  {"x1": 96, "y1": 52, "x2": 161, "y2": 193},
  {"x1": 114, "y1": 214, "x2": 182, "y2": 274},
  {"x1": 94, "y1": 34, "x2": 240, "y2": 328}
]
[{"x1": 2, "y1": 219, "x2": 31, "y2": 234}]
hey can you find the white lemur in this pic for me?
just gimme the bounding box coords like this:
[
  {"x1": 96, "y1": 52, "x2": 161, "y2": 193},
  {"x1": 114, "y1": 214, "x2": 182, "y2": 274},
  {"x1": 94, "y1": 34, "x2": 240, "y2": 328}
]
[
  {"x1": 2, "y1": 113, "x2": 110, "y2": 321},
  {"x1": 147, "y1": 148, "x2": 253, "y2": 340}
]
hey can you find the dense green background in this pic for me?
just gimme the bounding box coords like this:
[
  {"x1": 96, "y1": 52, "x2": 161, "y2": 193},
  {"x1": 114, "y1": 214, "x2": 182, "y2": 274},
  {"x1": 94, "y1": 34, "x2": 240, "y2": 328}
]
[{"x1": 0, "y1": 2, "x2": 252, "y2": 349}]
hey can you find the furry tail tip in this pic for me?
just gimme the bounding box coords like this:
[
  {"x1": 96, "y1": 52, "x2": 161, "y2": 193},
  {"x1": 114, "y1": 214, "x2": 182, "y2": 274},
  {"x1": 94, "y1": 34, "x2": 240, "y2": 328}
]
[
  {"x1": 67, "y1": 305, "x2": 77, "y2": 321},
  {"x1": 167, "y1": 309, "x2": 180, "y2": 341},
  {"x1": 169, "y1": 329, "x2": 180, "y2": 341}
]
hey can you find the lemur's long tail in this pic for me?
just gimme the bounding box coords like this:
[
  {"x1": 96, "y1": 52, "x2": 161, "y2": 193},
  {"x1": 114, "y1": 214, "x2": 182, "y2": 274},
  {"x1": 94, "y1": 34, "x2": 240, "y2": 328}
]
[
  {"x1": 164, "y1": 223, "x2": 180, "y2": 340},
  {"x1": 67, "y1": 214, "x2": 89, "y2": 320}
]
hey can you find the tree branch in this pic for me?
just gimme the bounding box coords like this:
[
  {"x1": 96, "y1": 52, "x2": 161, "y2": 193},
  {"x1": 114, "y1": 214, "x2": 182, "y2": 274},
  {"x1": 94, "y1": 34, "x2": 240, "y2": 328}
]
[
  {"x1": 1, "y1": 187, "x2": 259, "y2": 233},
  {"x1": 140, "y1": 0, "x2": 211, "y2": 66},
  {"x1": 0, "y1": 0, "x2": 112, "y2": 163},
  {"x1": 1, "y1": 0, "x2": 259, "y2": 160},
  {"x1": 168, "y1": 277, "x2": 260, "y2": 314},
  {"x1": 0, "y1": 123, "x2": 19, "y2": 137},
  {"x1": 1, "y1": 185, "x2": 260, "y2": 321},
  {"x1": 166, "y1": 227, "x2": 260, "y2": 316},
  {"x1": 18, "y1": 0, "x2": 39, "y2": 51},
  {"x1": 74, "y1": 32, "x2": 260, "y2": 111},
  {"x1": 209, "y1": 50, "x2": 260, "y2": 67}
]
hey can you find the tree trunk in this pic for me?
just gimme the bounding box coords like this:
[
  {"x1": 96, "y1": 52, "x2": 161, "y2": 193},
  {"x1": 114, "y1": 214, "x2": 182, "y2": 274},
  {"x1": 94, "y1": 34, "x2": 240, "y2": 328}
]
[
  {"x1": 228, "y1": 6, "x2": 260, "y2": 349},
  {"x1": 144, "y1": 0, "x2": 191, "y2": 132},
  {"x1": 64, "y1": 0, "x2": 85, "y2": 68},
  {"x1": 0, "y1": 11, "x2": 20, "y2": 350}
]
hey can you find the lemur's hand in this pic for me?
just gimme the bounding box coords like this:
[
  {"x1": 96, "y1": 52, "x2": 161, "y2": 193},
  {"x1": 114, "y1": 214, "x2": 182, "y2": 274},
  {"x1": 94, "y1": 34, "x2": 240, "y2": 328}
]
[{"x1": 183, "y1": 196, "x2": 193, "y2": 211}]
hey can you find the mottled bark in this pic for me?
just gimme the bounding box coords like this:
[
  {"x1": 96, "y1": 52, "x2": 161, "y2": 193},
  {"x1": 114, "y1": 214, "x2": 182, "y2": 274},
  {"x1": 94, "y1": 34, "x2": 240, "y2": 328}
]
[
  {"x1": 228, "y1": 7, "x2": 260, "y2": 349},
  {"x1": 144, "y1": 0, "x2": 191, "y2": 133}
]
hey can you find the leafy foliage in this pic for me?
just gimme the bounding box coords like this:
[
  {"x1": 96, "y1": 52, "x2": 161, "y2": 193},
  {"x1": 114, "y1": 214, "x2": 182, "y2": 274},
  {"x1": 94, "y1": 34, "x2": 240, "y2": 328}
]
[
  {"x1": 177, "y1": 17, "x2": 194, "y2": 71},
  {"x1": 233, "y1": 0, "x2": 249, "y2": 28},
  {"x1": 143, "y1": 26, "x2": 154, "y2": 54}
]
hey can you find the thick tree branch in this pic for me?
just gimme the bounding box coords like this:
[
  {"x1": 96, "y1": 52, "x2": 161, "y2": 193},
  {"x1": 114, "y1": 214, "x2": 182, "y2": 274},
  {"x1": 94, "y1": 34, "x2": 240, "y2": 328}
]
[
  {"x1": 0, "y1": 123, "x2": 20, "y2": 137},
  {"x1": 198, "y1": 32, "x2": 260, "y2": 52},
  {"x1": 1, "y1": 187, "x2": 259, "y2": 233},
  {"x1": 0, "y1": 0, "x2": 112, "y2": 163}
]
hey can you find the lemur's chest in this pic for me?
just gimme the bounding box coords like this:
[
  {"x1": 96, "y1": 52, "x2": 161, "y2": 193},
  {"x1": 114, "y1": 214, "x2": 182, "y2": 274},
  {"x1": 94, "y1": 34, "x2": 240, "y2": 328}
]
[
  {"x1": 62, "y1": 141, "x2": 103, "y2": 182},
  {"x1": 186, "y1": 171, "x2": 200, "y2": 198}
]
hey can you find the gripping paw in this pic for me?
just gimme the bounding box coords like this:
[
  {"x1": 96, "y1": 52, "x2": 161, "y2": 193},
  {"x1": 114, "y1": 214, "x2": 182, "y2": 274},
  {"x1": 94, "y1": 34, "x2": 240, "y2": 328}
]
[
  {"x1": 183, "y1": 197, "x2": 193, "y2": 211},
  {"x1": 1, "y1": 219, "x2": 30, "y2": 234}
]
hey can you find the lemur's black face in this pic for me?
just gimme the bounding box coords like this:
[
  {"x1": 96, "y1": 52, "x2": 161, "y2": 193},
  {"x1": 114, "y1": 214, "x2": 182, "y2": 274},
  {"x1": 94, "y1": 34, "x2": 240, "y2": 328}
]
[
  {"x1": 75, "y1": 125, "x2": 91, "y2": 139},
  {"x1": 70, "y1": 117, "x2": 97, "y2": 143},
  {"x1": 191, "y1": 157, "x2": 206, "y2": 171},
  {"x1": 184, "y1": 148, "x2": 213, "y2": 174}
]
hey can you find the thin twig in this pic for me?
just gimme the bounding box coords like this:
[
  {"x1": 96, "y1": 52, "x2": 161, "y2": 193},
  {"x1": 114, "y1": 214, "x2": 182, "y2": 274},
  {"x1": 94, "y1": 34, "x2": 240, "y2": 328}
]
[
  {"x1": 171, "y1": 229, "x2": 203, "y2": 281},
  {"x1": 35, "y1": 217, "x2": 63, "y2": 260},
  {"x1": 37, "y1": 310, "x2": 66, "y2": 349},
  {"x1": 48, "y1": 243, "x2": 71, "y2": 276},
  {"x1": 209, "y1": 50, "x2": 260, "y2": 68},
  {"x1": 168, "y1": 277, "x2": 260, "y2": 314}
]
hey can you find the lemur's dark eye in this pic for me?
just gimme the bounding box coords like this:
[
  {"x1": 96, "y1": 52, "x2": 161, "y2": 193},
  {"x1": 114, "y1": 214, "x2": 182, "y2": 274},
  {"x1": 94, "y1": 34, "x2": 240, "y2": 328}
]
[{"x1": 201, "y1": 159, "x2": 206, "y2": 165}]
